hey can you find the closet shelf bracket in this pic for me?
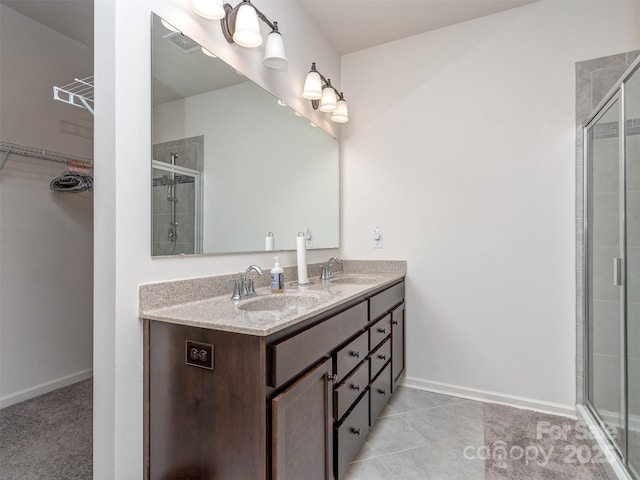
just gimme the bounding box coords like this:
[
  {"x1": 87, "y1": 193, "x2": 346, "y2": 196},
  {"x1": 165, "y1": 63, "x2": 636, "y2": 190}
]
[{"x1": 53, "y1": 75, "x2": 94, "y2": 115}]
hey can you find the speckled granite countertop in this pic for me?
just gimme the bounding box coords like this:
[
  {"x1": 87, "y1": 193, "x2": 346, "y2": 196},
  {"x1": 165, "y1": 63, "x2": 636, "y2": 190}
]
[{"x1": 140, "y1": 260, "x2": 406, "y2": 337}]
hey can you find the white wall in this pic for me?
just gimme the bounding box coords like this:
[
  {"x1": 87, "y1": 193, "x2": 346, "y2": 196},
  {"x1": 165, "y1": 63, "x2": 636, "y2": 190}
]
[
  {"x1": 0, "y1": 4, "x2": 93, "y2": 406},
  {"x1": 93, "y1": 0, "x2": 340, "y2": 477},
  {"x1": 341, "y1": 0, "x2": 640, "y2": 411}
]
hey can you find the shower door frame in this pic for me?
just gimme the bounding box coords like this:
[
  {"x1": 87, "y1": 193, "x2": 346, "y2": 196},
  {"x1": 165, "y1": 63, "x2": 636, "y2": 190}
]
[{"x1": 583, "y1": 56, "x2": 640, "y2": 479}]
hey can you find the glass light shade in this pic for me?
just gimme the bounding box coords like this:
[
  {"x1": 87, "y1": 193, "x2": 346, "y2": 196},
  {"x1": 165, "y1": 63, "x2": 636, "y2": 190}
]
[
  {"x1": 331, "y1": 98, "x2": 349, "y2": 123},
  {"x1": 302, "y1": 71, "x2": 322, "y2": 100},
  {"x1": 263, "y1": 31, "x2": 288, "y2": 69},
  {"x1": 160, "y1": 19, "x2": 179, "y2": 33},
  {"x1": 201, "y1": 47, "x2": 217, "y2": 58},
  {"x1": 319, "y1": 86, "x2": 338, "y2": 112},
  {"x1": 233, "y1": 4, "x2": 263, "y2": 48},
  {"x1": 190, "y1": 0, "x2": 225, "y2": 20}
]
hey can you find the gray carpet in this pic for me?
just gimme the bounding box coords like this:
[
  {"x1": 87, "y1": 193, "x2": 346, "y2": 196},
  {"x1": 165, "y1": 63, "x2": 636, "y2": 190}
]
[
  {"x1": 0, "y1": 379, "x2": 92, "y2": 480},
  {"x1": 484, "y1": 403, "x2": 609, "y2": 480}
]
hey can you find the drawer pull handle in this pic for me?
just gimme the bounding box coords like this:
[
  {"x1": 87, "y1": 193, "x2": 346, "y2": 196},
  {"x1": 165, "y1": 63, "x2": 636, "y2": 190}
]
[
  {"x1": 351, "y1": 384, "x2": 361, "y2": 391},
  {"x1": 350, "y1": 351, "x2": 361, "y2": 359},
  {"x1": 377, "y1": 388, "x2": 387, "y2": 395},
  {"x1": 351, "y1": 427, "x2": 361, "y2": 436},
  {"x1": 392, "y1": 320, "x2": 399, "y2": 325},
  {"x1": 378, "y1": 354, "x2": 387, "y2": 361},
  {"x1": 377, "y1": 327, "x2": 386, "y2": 334}
]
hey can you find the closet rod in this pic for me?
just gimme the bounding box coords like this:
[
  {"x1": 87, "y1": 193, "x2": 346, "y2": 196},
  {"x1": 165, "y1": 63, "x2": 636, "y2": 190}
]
[{"x1": 0, "y1": 141, "x2": 92, "y2": 172}]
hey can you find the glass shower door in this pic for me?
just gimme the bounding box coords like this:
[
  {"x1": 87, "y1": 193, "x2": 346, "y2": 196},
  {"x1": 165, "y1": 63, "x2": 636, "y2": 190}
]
[
  {"x1": 586, "y1": 94, "x2": 626, "y2": 455},
  {"x1": 152, "y1": 162, "x2": 200, "y2": 256},
  {"x1": 625, "y1": 64, "x2": 640, "y2": 478}
]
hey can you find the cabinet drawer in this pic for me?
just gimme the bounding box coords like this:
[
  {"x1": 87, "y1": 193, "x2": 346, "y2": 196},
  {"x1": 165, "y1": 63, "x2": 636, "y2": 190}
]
[
  {"x1": 334, "y1": 358, "x2": 368, "y2": 421},
  {"x1": 369, "y1": 281, "x2": 404, "y2": 321},
  {"x1": 335, "y1": 330, "x2": 368, "y2": 384},
  {"x1": 370, "y1": 362, "x2": 392, "y2": 425},
  {"x1": 270, "y1": 301, "x2": 368, "y2": 388},
  {"x1": 369, "y1": 338, "x2": 391, "y2": 381},
  {"x1": 336, "y1": 392, "x2": 370, "y2": 479},
  {"x1": 369, "y1": 314, "x2": 390, "y2": 350}
]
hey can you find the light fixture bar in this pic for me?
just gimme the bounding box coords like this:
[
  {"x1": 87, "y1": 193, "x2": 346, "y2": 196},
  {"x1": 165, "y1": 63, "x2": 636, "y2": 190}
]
[{"x1": 303, "y1": 63, "x2": 349, "y2": 123}]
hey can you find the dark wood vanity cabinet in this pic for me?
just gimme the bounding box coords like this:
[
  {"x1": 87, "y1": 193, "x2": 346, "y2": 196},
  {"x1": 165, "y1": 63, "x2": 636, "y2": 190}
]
[{"x1": 144, "y1": 279, "x2": 405, "y2": 480}]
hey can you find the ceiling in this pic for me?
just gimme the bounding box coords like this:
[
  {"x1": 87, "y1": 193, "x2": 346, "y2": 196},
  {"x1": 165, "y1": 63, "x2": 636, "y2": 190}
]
[
  {"x1": 1, "y1": 0, "x2": 539, "y2": 54},
  {"x1": 0, "y1": 0, "x2": 94, "y2": 47},
  {"x1": 298, "y1": 0, "x2": 539, "y2": 54}
]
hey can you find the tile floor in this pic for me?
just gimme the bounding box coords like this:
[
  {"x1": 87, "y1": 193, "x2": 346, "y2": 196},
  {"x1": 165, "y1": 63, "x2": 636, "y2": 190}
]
[{"x1": 342, "y1": 387, "x2": 610, "y2": 480}]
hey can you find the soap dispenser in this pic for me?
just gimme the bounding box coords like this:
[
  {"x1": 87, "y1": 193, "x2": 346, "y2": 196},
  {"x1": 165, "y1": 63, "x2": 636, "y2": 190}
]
[{"x1": 271, "y1": 256, "x2": 284, "y2": 293}]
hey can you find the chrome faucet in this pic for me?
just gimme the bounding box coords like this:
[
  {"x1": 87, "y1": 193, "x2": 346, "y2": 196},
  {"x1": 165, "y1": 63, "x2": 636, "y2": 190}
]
[
  {"x1": 320, "y1": 257, "x2": 342, "y2": 280},
  {"x1": 231, "y1": 265, "x2": 265, "y2": 300}
]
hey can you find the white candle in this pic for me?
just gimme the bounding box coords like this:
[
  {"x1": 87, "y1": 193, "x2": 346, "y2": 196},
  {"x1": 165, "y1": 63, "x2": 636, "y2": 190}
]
[{"x1": 296, "y1": 233, "x2": 308, "y2": 284}]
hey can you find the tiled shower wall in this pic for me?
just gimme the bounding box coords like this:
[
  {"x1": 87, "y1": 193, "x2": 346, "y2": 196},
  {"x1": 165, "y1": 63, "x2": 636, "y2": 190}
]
[{"x1": 576, "y1": 50, "x2": 640, "y2": 405}]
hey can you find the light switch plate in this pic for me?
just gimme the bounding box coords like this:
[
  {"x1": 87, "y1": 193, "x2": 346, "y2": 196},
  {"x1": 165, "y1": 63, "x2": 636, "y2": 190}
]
[{"x1": 373, "y1": 227, "x2": 383, "y2": 248}]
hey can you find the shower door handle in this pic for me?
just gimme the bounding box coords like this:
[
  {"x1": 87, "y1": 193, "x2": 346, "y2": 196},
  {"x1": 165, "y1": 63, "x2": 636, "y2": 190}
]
[{"x1": 613, "y1": 258, "x2": 622, "y2": 286}]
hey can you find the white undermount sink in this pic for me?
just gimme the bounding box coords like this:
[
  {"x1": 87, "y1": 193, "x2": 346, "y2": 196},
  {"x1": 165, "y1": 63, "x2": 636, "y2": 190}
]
[{"x1": 238, "y1": 292, "x2": 329, "y2": 312}]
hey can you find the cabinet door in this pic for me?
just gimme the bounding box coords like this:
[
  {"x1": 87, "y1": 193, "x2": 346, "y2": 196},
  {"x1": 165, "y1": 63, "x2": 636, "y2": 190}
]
[
  {"x1": 272, "y1": 358, "x2": 333, "y2": 480},
  {"x1": 391, "y1": 303, "x2": 405, "y2": 389}
]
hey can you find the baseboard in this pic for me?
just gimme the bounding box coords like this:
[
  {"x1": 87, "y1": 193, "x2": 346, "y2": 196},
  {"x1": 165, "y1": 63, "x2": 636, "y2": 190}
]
[
  {"x1": 0, "y1": 369, "x2": 93, "y2": 409},
  {"x1": 577, "y1": 405, "x2": 635, "y2": 480},
  {"x1": 401, "y1": 376, "x2": 577, "y2": 418}
]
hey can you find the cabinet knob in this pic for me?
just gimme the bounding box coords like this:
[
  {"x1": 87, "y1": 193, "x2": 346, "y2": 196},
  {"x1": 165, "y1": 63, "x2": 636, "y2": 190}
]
[
  {"x1": 350, "y1": 351, "x2": 361, "y2": 359},
  {"x1": 378, "y1": 354, "x2": 387, "y2": 361},
  {"x1": 351, "y1": 384, "x2": 361, "y2": 391},
  {"x1": 351, "y1": 427, "x2": 361, "y2": 436},
  {"x1": 377, "y1": 388, "x2": 387, "y2": 395},
  {"x1": 392, "y1": 320, "x2": 399, "y2": 325},
  {"x1": 377, "y1": 327, "x2": 386, "y2": 334},
  {"x1": 328, "y1": 374, "x2": 338, "y2": 383}
]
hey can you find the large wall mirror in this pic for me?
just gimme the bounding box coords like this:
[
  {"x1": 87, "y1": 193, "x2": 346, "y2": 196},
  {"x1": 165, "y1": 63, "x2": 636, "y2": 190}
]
[{"x1": 151, "y1": 13, "x2": 339, "y2": 256}]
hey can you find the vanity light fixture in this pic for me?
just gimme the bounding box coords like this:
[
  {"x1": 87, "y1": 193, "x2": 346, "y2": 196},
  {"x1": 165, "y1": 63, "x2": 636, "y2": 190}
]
[
  {"x1": 331, "y1": 93, "x2": 349, "y2": 124},
  {"x1": 302, "y1": 63, "x2": 349, "y2": 123},
  {"x1": 190, "y1": 0, "x2": 225, "y2": 20},
  {"x1": 203, "y1": 0, "x2": 288, "y2": 69}
]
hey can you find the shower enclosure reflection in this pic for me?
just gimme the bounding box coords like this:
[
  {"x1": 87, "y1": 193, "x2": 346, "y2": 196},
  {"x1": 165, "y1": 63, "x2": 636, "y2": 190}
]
[{"x1": 152, "y1": 141, "x2": 202, "y2": 255}]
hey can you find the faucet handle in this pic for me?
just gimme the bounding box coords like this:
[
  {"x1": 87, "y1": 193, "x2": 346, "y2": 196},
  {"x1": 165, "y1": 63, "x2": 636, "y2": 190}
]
[
  {"x1": 230, "y1": 279, "x2": 241, "y2": 300},
  {"x1": 320, "y1": 265, "x2": 332, "y2": 280},
  {"x1": 247, "y1": 278, "x2": 257, "y2": 297}
]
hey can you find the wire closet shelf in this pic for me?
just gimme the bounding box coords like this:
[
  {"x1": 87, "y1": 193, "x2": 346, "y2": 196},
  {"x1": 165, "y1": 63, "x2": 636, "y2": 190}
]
[
  {"x1": 0, "y1": 141, "x2": 92, "y2": 172},
  {"x1": 53, "y1": 75, "x2": 94, "y2": 115}
]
